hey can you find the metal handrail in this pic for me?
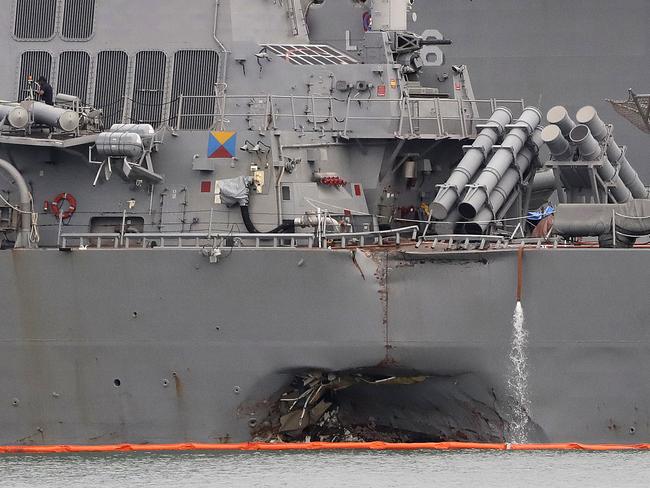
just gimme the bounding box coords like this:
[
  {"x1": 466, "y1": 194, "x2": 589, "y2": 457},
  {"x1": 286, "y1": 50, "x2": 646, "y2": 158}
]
[
  {"x1": 325, "y1": 225, "x2": 419, "y2": 248},
  {"x1": 174, "y1": 93, "x2": 525, "y2": 137},
  {"x1": 58, "y1": 226, "x2": 421, "y2": 251}
]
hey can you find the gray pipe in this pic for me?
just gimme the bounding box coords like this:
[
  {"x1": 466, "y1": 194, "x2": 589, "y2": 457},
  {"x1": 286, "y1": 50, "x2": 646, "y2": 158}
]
[
  {"x1": 576, "y1": 106, "x2": 649, "y2": 199},
  {"x1": 569, "y1": 124, "x2": 631, "y2": 203},
  {"x1": 429, "y1": 107, "x2": 512, "y2": 220},
  {"x1": 0, "y1": 158, "x2": 33, "y2": 248},
  {"x1": 464, "y1": 126, "x2": 543, "y2": 234},
  {"x1": 31, "y1": 101, "x2": 79, "y2": 132},
  {"x1": 458, "y1": 106, "x2": 542, "y2": 219},
  {"x1": 546, "y1": 106, "x2": 576, "y2": 137},
  {"x1": 530, "y1": 169, "x2": 558, "y2": 192},
  {"x1": 554, "y1": 200, "x2": 650, "y2": 239}
]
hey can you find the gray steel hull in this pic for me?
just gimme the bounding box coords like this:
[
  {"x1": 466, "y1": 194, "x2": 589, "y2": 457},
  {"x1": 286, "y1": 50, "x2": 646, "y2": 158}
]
[{"x1": 1, "y1": 247, "x2": 649, "y2": 444}]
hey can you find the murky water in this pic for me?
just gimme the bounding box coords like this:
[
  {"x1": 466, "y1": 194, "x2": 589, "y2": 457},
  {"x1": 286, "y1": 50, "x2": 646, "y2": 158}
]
[
  {"x1": 507, "y1": 301, "x2": 530, "y2": 444},
  {"x1": 1, "y1": 451, "x2": 650, "y2": 487}
]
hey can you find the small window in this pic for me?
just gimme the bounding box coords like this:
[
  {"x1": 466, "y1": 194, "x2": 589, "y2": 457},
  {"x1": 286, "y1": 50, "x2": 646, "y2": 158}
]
[{"x1": 282, "y1": 186, "x2": 291, "y2": 201}]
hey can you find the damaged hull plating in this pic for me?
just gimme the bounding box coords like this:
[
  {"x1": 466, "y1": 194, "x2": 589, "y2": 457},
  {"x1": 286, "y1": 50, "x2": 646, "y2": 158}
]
[{"x1": 1, "y1": 247, "x2": 649, "y2": 445}]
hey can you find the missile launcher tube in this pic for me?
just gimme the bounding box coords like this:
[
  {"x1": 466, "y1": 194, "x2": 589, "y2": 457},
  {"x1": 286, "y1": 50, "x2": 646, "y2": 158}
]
[
  {"x1": 546, "y1": 106, "x2": 576, "y2": 137},
  {"x1": 429, "y1": 107, "x2": 512, "y2": 220},
  {"x1": 458, "y1": 107, "x2": 542, "y2": 219},
  {"x1": 464, "y1": 126, "x2": 543, "y2": 234},
  {"x1": 541, "y1": 124, "x2": 573, "y2": 160},
  {"x1": 0, "y1": 104, "x2": 29, "y2": 129},
  {"x1": 576, "y1": 106, "x2": 649, "y2": 199},
  {"x1": 31, "y1": 101, "x2": 79, "y2": 132},
  {"x1": 569, "y1": 124, "x2": 631, "y2": 203}
]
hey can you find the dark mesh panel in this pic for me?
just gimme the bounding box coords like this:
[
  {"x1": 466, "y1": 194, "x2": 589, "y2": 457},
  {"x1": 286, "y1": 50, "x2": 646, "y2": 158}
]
[
  {"x1": 170, "y1": 50, "x2": 219, "y2": 130},
  {"x1": 131, "y1": 51, "x2": 167, "y2": 127},
  {"x1": 17, "y1": 51, "x2": 53, "y2": 101},
  {"x1": 57, "y1": 51, "x2": 91, "y2": 102},
  {"x1": 14, "y1": 0, "x2": 57, "y2": 40},
  {"x1": 94, "y1": 51, "x2": 129, "y2": 126},
  {"x1": 62, "y1": 0, "x2": 96, "y2": 40}
]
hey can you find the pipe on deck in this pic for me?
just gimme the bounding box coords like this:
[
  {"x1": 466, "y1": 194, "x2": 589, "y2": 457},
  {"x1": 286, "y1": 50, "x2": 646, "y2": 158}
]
[
  {"x1": 429, "y1": 107, "x2": 512, "y2": 220},
  {"x1": 0, "y1": 158, "x2": 32, "y2": 248},
  {"x1": 458, "y1": 107, "x2": 542, "y2": 219},
  {"x1": 568, "y1": 125, "x2": 631, "y2": 203},
  {"x1": 576, "y1": 106, "x2": 649, "y2": 199}
]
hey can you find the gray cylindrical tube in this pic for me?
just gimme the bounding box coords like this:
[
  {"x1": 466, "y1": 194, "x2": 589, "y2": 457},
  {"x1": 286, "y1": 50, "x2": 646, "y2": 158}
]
[
  {"x1": 430, "y1": 107, "x2": 512, "y2": 220},
  {"x1": 96, "y1": 132, "x2": 145, "y2": 159},
  {"x1": 0, "y1": 158, "x2": 33, "y2": 248},
  {"x1": 31, "y1": 101, "x2": 79, "y2": 132},
  {"x1": 546, "y1": 106, "x2": 576, "y2": 137},
  {"x1": 531, "y1": 169, "x2": 558, "y2": 192},
  {"x1": 458, "y1": 106, "x2": 542, "y2": 219},
  {"x1": 465, "y1": 126, "x2": 543, "y2": 233},
  {"x1": 109, "y1": 123, "x2": 156, "y2": 144},
  {"x1": 541, "y1": 124, "x2": 573, "y2": 160},
  {"x1": 569, "y1": 124, "x2": 631, "y2": 203},
  {"x1": 0, "y1": 104, "x2": 29, "y2": 129},
  {"x1": 576, "y1": 105, "x2": 648, "y2": 199}
]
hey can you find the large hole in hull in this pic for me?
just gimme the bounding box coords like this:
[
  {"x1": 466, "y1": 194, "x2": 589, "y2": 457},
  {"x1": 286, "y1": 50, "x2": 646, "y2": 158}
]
[{"x1": 250, "y1": 369, "x2": 545, "y2": 443}]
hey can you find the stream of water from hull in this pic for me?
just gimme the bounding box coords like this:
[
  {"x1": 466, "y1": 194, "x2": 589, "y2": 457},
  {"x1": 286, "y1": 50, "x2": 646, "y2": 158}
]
[{"x1": 507, "y1": 301, "x2": 530, "y2": 444}]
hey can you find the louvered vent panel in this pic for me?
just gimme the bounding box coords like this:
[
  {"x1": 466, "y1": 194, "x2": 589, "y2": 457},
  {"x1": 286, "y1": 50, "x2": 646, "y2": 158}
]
[
  {"x1": 62, "y1": 0, "x2": 96, "y2": 40},
  {"x1": 94, "y1": 51, "x2": 129, "y2": 126},
  {"x1": 18, "y1": 52, "x2": 53, "y2": 100},
  {"x1": 131, "y1": 51, "x2": 167, "y2": 127},
  {"x1": 170, "y1": 51, "x2": 219, "y2": 130},
  {"x1": 14, "y1": 0, "x2": 57, "y2": 40},
  {"x1": 57, "y1": 52, "x2": 90, "y2": 102}
]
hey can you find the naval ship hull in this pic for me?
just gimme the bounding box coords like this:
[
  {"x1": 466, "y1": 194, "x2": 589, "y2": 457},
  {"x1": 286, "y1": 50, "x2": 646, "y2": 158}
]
[{"x1": 2, "y1": 246, "x2": 649, "y2": 444}]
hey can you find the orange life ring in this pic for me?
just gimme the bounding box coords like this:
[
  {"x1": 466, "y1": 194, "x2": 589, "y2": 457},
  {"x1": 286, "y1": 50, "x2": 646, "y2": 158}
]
[{"x1": 50, "y1": 193, "x2": 77, "y2": 220}]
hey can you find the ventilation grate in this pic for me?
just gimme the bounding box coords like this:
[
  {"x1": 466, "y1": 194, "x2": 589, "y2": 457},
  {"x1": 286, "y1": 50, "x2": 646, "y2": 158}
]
[
  {"x1": 262, "y1": 44, "x2": 359, "y2": 66},
  {"x1": 94, "y1": 51, "x2": 129, "y2": 126},
  {"x1": 131, "y1": 51, "x2": 167, "y2": 127},
  {"x1": 57, "y1": 51, "x2": 90, "y2": 102},
  {"x1": 14, "y1": 0, "x2": 57, "y2": 40},
  {"x1": 170, "y1": 50, "x2": 219, "y2": 130},
  {"x1": 18, "y1": 51, "x2": 53, "y2": 101},
  {"x1": 62, "y1": 0, "x2": 96, "y2": 40}
]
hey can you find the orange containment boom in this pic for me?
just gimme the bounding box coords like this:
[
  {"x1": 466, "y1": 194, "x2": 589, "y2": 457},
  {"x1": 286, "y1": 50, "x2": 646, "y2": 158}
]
[{"x1": 2, "y1": 441, "x2": 650, "y2": 454}]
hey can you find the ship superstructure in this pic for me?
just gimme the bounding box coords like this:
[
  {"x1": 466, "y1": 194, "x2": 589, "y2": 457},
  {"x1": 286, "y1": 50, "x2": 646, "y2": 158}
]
[{"x1": 1, "y1": 0, "x2": 650, "y2": 445}]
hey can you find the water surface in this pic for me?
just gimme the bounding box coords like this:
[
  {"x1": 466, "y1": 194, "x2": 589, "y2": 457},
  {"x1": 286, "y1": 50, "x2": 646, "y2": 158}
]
[{"x1": 2, "y1": 450, "x2": 650, "y2": 487}]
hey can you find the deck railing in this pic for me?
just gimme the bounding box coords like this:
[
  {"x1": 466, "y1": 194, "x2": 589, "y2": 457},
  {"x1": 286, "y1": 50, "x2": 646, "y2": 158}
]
[
  {"x1": 169, "y1": 94, "x2": 525, "y2": 138},
  {"x1": 59, "y1": 226, "x2": 420, "y2": 251}
]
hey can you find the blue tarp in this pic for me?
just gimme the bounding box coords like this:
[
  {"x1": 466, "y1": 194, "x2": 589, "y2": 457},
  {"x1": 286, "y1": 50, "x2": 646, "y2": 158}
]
[{"x1": 527, "y1": 205, "x2": 555, "y2": 221}]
